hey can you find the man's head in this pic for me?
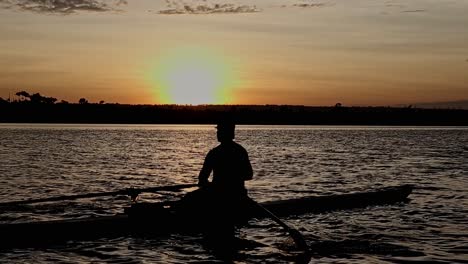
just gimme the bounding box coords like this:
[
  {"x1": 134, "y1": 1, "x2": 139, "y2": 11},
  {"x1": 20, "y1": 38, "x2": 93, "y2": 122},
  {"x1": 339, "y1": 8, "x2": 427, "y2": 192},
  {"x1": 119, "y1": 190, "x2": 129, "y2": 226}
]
[{"x1": 216, "y1": 121, "x2": 235, "y2": 143}]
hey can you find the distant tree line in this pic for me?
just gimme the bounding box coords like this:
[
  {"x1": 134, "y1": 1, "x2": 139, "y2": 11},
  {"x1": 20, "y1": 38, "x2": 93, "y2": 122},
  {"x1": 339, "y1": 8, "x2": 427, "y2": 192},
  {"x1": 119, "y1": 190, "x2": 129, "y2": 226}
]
[
  {"x1": 0, "y1": 91, "x2": 95, "y2": 105},
  {"x1": 14, "y1": 91, "x2": 57, "y2": 104},
  {"x1": 1, "y1": 91, "x2": 467, "y2": 125}
]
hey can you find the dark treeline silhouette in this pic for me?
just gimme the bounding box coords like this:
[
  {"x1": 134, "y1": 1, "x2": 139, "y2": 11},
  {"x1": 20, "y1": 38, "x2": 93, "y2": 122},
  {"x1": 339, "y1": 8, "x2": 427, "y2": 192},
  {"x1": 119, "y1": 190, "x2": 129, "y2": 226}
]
[{"x1": 0, "y1": 92, "x2": 467, "y2": 125}]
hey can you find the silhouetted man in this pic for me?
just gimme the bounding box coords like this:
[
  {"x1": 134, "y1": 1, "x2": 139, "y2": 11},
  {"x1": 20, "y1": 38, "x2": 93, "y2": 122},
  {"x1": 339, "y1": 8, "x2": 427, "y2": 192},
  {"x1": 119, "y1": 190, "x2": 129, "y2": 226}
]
[
  {"x1": 198, "y1": 121, "x2": 253, "y2": 195},
  {"x1": 193, "y1": 121, "x2": 253, "y2": 253}
]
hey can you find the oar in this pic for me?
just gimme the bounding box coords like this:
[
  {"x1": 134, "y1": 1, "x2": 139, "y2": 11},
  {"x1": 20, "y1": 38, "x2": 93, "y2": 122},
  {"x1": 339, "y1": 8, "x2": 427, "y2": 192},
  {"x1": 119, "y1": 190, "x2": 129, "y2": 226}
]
[
  {"x1": 0, "y1": 183, "x2": 197, "y2": 207},
  {"x1": 249, "y1": 198, "x2": 310, "y2": 261}
]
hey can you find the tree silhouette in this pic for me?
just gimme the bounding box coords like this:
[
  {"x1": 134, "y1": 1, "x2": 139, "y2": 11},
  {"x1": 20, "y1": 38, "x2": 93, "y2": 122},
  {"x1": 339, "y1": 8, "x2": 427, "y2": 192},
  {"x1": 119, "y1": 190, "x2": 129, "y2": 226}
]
[
  {"x1": 16, "y1": 91, "x2": 31, "y2": 101},
  {"x1": 79, "y1": 98, "x2": 89, "y2": 104},
  {"x1": 45, "y1": 97, "x2": 57, "y2": 104},
  {"x1": 13, "y1": 91, "x2": 58, "y2": 104},
  {"x1": 30, "y1": 93, "x2": 42, "y2": 103},
  {"x1": 29, "y1": 93, "x2": 57, "y2": 104}
]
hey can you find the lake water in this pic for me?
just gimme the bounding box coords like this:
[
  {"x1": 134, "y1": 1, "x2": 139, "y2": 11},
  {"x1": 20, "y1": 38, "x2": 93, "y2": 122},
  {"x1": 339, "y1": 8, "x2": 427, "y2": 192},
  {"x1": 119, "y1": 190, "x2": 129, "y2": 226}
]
[{"x1": 0, "y1": 124, "x2": 467, "y2": 263}]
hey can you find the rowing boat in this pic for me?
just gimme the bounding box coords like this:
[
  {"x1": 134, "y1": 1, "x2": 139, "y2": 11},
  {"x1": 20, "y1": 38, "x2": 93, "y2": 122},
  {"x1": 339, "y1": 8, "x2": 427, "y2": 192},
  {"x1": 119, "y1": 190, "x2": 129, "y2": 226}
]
[{"x1": 0, "y1": 185, "x2": 412, "y2": 249}]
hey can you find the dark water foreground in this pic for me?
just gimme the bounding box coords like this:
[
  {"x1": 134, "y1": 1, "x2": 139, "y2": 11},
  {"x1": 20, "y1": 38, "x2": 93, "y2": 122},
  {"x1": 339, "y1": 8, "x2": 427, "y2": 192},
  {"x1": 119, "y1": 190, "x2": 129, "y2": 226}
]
[{"x1": 0, "y1": 124, "x2": 467, "y2": 263}]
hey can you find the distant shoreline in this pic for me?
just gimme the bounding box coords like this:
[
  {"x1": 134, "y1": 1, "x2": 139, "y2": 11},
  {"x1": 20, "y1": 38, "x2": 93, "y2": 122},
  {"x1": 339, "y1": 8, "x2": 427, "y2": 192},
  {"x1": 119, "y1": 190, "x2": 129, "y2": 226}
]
[
  {"x1": 1, "y1": 103, "x2": 467, "y2": 126},
  {"x1": 1, "y1": 124, "x2": 468, "y2": 129}
]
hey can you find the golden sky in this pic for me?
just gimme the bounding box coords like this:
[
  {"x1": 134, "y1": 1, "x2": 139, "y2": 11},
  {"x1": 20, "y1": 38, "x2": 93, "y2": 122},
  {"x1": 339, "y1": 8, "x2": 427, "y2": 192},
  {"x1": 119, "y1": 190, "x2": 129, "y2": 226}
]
[{"x1": 1, "y1": 0, "x2": 467, "y2": 105}]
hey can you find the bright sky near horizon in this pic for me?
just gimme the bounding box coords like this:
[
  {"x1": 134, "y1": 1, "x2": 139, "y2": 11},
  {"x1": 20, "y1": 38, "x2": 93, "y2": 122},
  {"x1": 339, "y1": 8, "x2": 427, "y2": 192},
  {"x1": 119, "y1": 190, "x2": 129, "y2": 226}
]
[{"x1": 1, "y1": 0, "x2": 467, "y2": 106}]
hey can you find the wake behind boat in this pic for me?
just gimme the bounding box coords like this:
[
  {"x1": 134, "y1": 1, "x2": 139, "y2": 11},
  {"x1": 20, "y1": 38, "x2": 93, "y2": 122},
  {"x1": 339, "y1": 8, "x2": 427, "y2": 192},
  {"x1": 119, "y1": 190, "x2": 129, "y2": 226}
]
[{"x1": 0, "y1": 185, "x2": 413, "y2": 250}]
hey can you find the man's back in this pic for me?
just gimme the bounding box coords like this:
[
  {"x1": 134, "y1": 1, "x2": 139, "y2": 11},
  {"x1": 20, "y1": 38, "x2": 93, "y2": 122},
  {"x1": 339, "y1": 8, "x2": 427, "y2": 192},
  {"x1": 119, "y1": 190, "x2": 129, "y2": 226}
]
[{"x1": 199, "y1": 141, "x2": 253, "y2": 194}]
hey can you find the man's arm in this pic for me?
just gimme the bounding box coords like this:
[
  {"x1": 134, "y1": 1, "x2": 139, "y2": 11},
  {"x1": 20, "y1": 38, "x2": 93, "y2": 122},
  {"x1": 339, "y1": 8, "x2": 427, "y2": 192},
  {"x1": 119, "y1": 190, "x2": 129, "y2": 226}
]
[
  {"x1": 198, "y1": 151, "x2": 213, "y2": 187},
  {"x1": 243, "y1": 152, "x2": 253, "y2": 181}
]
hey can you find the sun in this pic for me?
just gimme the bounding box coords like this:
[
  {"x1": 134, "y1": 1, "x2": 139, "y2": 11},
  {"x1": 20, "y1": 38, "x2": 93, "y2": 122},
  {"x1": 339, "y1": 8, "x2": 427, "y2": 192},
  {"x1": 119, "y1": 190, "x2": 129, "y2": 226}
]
[{"x1": 150, "y1": 47, "x2": 238, "y2": 105}]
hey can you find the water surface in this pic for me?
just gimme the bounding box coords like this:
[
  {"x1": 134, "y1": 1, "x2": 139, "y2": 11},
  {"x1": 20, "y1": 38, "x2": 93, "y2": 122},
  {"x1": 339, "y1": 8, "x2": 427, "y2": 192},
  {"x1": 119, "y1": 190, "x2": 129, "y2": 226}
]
[{"x1": 0, "y1": 124, "x2": 467, "y2": 263}]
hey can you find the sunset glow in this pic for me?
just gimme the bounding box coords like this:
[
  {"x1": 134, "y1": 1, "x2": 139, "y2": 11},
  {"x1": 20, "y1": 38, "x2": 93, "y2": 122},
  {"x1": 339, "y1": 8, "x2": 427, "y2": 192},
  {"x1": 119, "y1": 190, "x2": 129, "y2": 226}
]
[
  {"x1": 150, "y1": 47, "x2": 238, "y2": 105},
  {"x1": 1, "y1": 0, "x2": 467, "y2": 106}
]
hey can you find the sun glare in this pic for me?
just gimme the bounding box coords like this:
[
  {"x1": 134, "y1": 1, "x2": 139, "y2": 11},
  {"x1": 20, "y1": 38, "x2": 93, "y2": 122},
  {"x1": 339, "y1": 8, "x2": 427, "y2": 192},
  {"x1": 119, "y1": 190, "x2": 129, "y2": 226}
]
[{"x1": 151, "y1": 47, "x2": 238, "y2": 105}]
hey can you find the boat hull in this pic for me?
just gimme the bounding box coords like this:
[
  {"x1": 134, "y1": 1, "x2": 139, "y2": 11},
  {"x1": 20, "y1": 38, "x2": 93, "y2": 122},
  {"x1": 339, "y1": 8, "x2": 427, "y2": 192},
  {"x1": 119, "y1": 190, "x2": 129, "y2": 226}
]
[{"x1": 0, "y1": 185, "x2": 412, "y2": 249}]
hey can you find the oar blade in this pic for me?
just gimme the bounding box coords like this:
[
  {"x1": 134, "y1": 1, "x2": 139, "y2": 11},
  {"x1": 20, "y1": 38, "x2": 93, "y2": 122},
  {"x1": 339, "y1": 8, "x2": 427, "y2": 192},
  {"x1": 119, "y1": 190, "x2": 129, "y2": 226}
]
[{"x1": 288, "y1": 228, "x2": 309, "y2": 251}]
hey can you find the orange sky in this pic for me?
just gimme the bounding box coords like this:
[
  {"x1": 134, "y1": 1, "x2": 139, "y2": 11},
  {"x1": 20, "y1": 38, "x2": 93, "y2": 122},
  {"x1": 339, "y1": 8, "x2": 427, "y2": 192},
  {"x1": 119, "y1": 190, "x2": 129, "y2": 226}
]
[{"x1": 0, "y1": 0, "x2": 467, "y2": 106}]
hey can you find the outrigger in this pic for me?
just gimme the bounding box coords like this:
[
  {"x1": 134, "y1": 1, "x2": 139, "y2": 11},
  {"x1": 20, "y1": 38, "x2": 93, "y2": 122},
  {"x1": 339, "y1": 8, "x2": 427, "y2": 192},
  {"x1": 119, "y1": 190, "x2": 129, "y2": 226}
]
[{"x1": 0, "y1": 184, "x2": 413, "y2": 250}]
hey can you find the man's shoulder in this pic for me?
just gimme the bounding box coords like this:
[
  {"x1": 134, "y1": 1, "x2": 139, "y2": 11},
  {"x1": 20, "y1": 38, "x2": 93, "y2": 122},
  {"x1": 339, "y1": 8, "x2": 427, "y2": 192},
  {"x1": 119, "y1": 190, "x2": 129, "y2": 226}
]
[
  {"x1": 212, "y1": 141, "x2": 247, "y2": 153},
  {"x1": 208, "y1": 144, "x2": 224, "y2": 155},
  {"x1": 229, "y1": 141, "x2": 249, "y2": 156},
  {"x1": 210, "y1": 144, "x2": 222, "y2": 152},
  {"x1": 232, "y1": 141, "x2": 247, "y2": 152}
]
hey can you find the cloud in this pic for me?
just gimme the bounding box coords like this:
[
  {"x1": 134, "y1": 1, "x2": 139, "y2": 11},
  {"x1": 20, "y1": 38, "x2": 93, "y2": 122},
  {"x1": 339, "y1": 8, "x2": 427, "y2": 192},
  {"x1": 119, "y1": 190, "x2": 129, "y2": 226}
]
[
  {"x1": 384, "y1": 2, "x2": 426, "y2": 14},
  {"x1": 292, "y1": 3, "x2": 325, "y2": 8},
  {"x1": 401, "y1": 9, "x2": 426, "y2": 13},
  {"x1": 158, "y1": 0, "x2": 259, "y2": 15},
  {"x1": 385, "y1": 3, "x2": 406, "y2": 9},
  {"x1": 277, "y1": 1, "x2": 326, "y2": 9},
  {"x1": 0, "y1": 0, "x2": 126, "y2": 14}
]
